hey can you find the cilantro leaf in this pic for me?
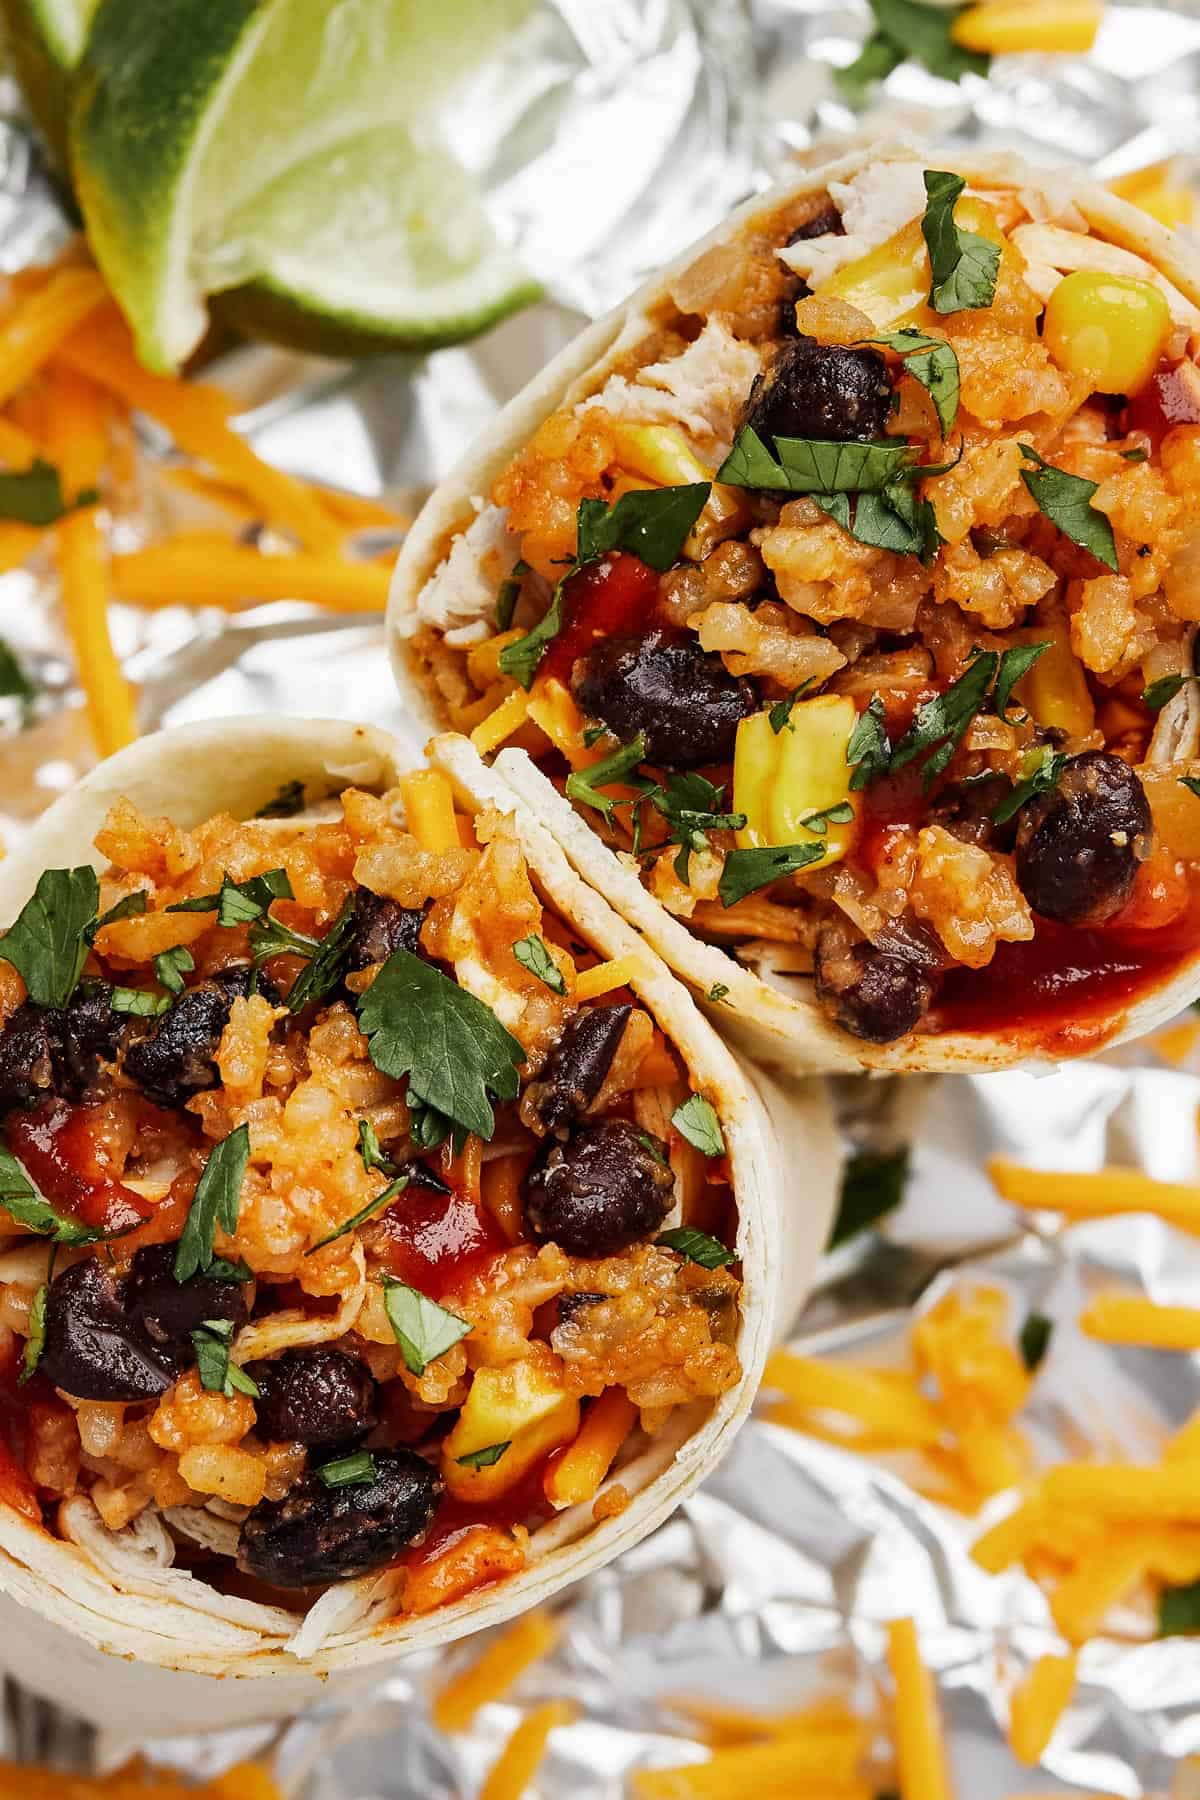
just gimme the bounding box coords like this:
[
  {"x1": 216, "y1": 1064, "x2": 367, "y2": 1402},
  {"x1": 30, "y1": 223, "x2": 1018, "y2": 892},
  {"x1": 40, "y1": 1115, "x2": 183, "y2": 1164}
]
[
  {"x1": 254, "y1": 780, "x2": 306, "y2": 819},
  {"x1": 768, "y1": 680, "x2": 818, "y2": 734},
  {"x1": 0, "y1": 867, "x2": 99, "y2": 1008},
  {"x1": 193, "y1": 1318, "x2": 259, "y2": 1398},
  {"x1": 862, "y1": 329, "x2": 960, "y2": 437},
  {"x1": 456, "y1": 1441, "x2": 511, "y2": 1470},
  {"x1": 1019, "y1": 445, "x2": 1119, "y2": 571},
  {"x1": 0, "y1": 459, "x2": 97, "y2": 526},
  {"x1": 357, "y1": 1118, "x2": 397, "y2": 1176},
  {"x1": 1018, "y1": 1310, "x2": 1054, "y2": 1372},
  {"x1": 994, "y1": 642, "x2": 1050, "y2": 722},
  {"x1": 279, "y1": 893, "x2": 358, "y2": 1013},
  {"x1": 819, "y1": 479, "x2": 943, "y2": 565},
  {"x1": 1121, "y1": 447, "x2": 1149, "y2": 463},
  {"x1": 207, "y1": 1258, "x2": 254, "y2": 1282},
  {"x1": 495, "y1": 559, "x2": 529, "y2": 633},
  {"x1": 992, "y1": 748, "x2": 1066, "y2": 826},
  {"x1": 305, "y1": 1173, "x2": 411, "y2": 1254},
  {"x1": 889, "y1": 650, "x2": 998, "y2": 786},
  {"x1": 922, "y1": 169, "x2": 1001, "y2": 315},
  {"x1": 85, "y1": 889, "x2": 149, "y2": 945},
  {"x1": 357, "y1": 949, "x2": 525, "y2": 1141},
  {"x1": 829, "y1": 1148, "x2": 909, "y2": 1249},
  {"x1": 798, "y1": 801, "x2": 855, "y2": 836},
  {"x1": 838, "y1": 0, "x2": 988, "y2": 96},
  {"x1": 717, "y1": 429, "x2": 916, "y2": 494},
  {"x1": 837, "y1": 29, "x2": 904, "y2": 97},
  {"x1": 648, "y1": 770, "x2": 745, "y2": 882},
  {"x1": 576, "y1": 484, "x2": 710, "y2": 572},
  {"x1": 173, "y1": 1124, "x2": 251, "y2": 1282},
  {"x1": 167, "y1": 868, "x2": 293, "y2": 924},
  {"x1": 382, "y1": 1276, "x2": 472, "y2": 1376},
  {"x1": 20, "y1": 1277, "x2": 48, "y2": 1384},
  {"x1": 0, "y1": 639, "x2": 36, "y2": 711},
  {"x1": 718, "y1": 843, "x2": 826, "y2": 907},
  {"x1": 565, "y1": 733, "x2": 650, "y2": 823},
  {"x1": 0, "y1": 1145, "x2": 113, "y2": 1245},
  {"x1": 1145, "y1": 673, "x2": 1188, "y2": 712},
  {"x1": 706, "y1": 982, "x2": 730, "y2": 1004},
  {"x1": 110, "y1": 986, "x2": 169, "y2": 1017},
  {"x1": 656, "y1": 1226, "x2": 736, "y2": 1269},
  {"x1": 154, "y1": 945, "x2": 194, "y2": 997},
  {"x1": 497, "y1": 581, "x2": 563, "y2": 690},
  {"x1": 671, "y1": 1093, "x2": 725, "y2": 1158},
  {"x1": 1159, "y1": 1579, "x2": 1200, "y2": 1637},
  {"x1": 847, "y1": 695, "x2": 892, "y2": 791},
  {"x1": 513, "y1": 934, "x2": 566, "y2": 995},
  {"x1": 1179, "y1": 775, "x2": 1200, "y2": 800},
  {"x1": 318, "y1": 1451, "x2": 378, "y2": 1489}
]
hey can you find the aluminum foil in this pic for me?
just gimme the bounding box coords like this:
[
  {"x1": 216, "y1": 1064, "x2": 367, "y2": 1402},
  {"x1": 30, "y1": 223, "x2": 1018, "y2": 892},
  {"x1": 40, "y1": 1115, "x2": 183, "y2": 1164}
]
[{"x1": 3, "y1": 2, "x2": 1200, "y2": 1793}]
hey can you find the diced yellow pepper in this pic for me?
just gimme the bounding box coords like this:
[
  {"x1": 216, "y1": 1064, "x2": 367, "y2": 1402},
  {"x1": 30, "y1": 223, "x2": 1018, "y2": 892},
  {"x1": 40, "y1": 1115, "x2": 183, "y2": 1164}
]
[
  {"x1": 821, "y1": 198, "x2": 1005, "y2": 331},
  {"x1": 733, "y1": 697, "x2": 858, "y2": 865},
  {"x1": 1012, "y1": 628, "x2": 1094, "y2": 738},
  {"x1": 442, "y1": 1359, "x2": 581, "y2": 1502},
  {"x1": 1043, "y1": 270, "x2": 1172, "y2": 397},
  {"x1": 1111, "y1": 163, "x2": 1196, "y2": 230},
  {"x1": 611, "y1": 421, "x2": 712, "y2": 486},
  {"x1": 952, "y1": 1, "x2": 1102, "y2": 55}
]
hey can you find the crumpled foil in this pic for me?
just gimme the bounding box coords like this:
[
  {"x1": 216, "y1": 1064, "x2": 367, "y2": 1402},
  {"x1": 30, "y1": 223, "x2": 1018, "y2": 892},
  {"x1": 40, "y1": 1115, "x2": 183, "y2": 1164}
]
[{"x1": 3, "y1": 2, "x2": 1200, "y2": 1793}]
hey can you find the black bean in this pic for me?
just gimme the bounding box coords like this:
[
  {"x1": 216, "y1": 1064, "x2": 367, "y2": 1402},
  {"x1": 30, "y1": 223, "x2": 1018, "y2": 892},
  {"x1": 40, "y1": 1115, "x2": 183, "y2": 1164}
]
[
  {"x1": 0, "y1": 1003, "x2": 58, "y2": 1115},
  {"x1": 523, "y1": 1005, "x2": 632, "y2": 1136},
  {"x1": 742, "y1": 336, "x2": 893, "y2": 448},
  {"x1": 0, "y1": 984, "x2": 129, "y2": 1120},
  {"x1": 121, "y1": 966, "x2": 254, "y2": 1109},
  {"x1": 56, "y1": 982, "x2": 128, "y2": 1101},
  {"x1": 39, "y1": 1258, "x2": 176, "y2": 1402},
  {"x1": 783, "y1": 205, "x2": 844, "y2": 246},
  {"x1": 556, "y1": 1290, "x2": 609, "y2": 1327},
  {"x1": 236, "y1": 1448, "x2": 442, "y2": 1588},
  {"x1": 814, "y1": 929, "x2": 937, "y2": 1045},
  {"x1": 125, "y1": 1243, "x2": 250, "y2": 1353},
  {"x1": 347, "y1": 891, "x2": 427, "y2": 974},
  {"x1": 927, "y1": 777, "x2": 1015, "y2": 852},
  {"x1": 572, "y1": 629, "x2": 756, "y2": 769},
  {"x1": 1014, "y1": 750, "x2": 1152, "y2": 926},
  {"x1": 526, "y1": 1118, "x2": 674, "y2": 1257},
  {"x1": 248, "y1": 1347, "x2": 379, "y2": 1448}
]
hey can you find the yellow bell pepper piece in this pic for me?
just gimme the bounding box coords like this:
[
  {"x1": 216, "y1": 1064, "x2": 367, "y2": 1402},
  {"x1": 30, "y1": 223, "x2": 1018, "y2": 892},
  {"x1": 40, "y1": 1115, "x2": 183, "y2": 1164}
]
[
  {"x1": 1110, "y1": 163, "x2": 1195, "y2": 230},
  {"x1": 1012, "y1": 628, "x2": 1094, "y2": 738},
  {"x1": 733, "y1": 697, "x2": 858, "y2": 865},
  {"x1": 1043, "y1": 270, "x2": 1171, "y2": 398},
  {"x1": 821, "y1": 198, "x2": 1005, "y2": 331},
  {"x1": 611, "y1": 421, "x2": 712, "y2": 486},
  {"x1": 952, "y1": 1, "x2": 1102, "y2": 56},
  {"x1": 442, "y1": 1359, "x2": 581, "y2": 1502}
]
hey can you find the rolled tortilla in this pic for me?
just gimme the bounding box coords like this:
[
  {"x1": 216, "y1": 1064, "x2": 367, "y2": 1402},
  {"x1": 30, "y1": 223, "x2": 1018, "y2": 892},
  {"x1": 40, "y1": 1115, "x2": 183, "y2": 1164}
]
[
  {"x1": 0, "y1": 716, "x2": 838, "y2": 1735},
  {"x1": 390, "y1": 144, "x2": 1200, "y2": 1074}
]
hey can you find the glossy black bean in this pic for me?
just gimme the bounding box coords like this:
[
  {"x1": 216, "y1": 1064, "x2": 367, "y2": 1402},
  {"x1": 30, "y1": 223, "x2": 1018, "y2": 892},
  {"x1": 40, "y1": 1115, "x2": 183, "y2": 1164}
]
[
  {"x1": 249, "y1": 1348, "x2": 379, "y2": 1448},
  {"x1": 927, "y1": 777, "x2": 1016, "y2": 852},
  {"x1": 57, "y1": 983, "x2": 128, "y2": 1101},
  {"x1": 742, "y1": 335, "x2": 893, "y2": 447},
  {"x1": 346, "y1": 891, "x2": 427, "y2": 974},
  {"x1": 572, "y1": 629, "x2": 756, "y2": 769},
  {"x1": 1014, "y1": 751, "x2": 1152, "y2": 926},
  {"x1": 777, "y1": 207, "x2": 845, "y2": 323},
  {"x1": 526, "y1": 1118, "x2": 674, "y2": 1257},
  {"x1": 236, "y1": 1448, "x2": 442, "y2": 1587},
  {"x1": 0, "y1": 1003, "x2": 58, "y2": 1115},
  {"x1": 39, "y1": 1258, "x2": 176, "y2": 1402},
  {"x1": 125, "y1": 1243, "x2": 251, "y2": 1352},
  {"x1": 814, "y1": 930, "x2": 937, "y2": 1045},
  {"x1": 524, "y1": 1005, "x2": 632, "y2": 1135},
  {"x1": 121, "y1": 966, "x2": 254, "y2": 1109}
]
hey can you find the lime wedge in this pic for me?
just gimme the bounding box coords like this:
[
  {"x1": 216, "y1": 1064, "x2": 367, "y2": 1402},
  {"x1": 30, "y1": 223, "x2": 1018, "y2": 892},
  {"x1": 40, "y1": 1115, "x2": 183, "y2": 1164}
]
[
  {"x1": 0, "y1": 0, "x2": 97, "y2": 161},
  {"x1": 72, "y1": 0, "x2": 540, "y2": 371}
]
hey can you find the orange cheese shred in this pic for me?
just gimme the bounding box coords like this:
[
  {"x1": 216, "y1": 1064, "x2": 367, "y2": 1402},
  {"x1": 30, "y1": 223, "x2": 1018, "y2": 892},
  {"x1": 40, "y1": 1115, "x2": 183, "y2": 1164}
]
[
  {"x1": 574, "y1": 957, "x2": 637, "y2": 1002},
  {"x1": 480, "y1": 1701, "x2": 576, "y2": 1800},
  {"x1": 631, "y1": 1733, "x2": 870, "y2": 1798},
  {"x1": 988, "y1": 1160, "x2": 1200, "y2": 1231},
  {"x1": 544, "y1": 1387, "x2": 637, "y2": 1510},
  {"x1": 0, "y1": 266, "x2": 106, "y2": 408},
  {"x1": 397, "y1": 769, "x2": 460, "y2": 853},
  {"x1": 1078, "y1": 1292, "x2": 1200, "y2": 1350},
  {"x1": 763, "y1": 1350, "x2": 945, "y2": 1448},
  {"x1": 433, "y1": 1608, "x2": 561, "y2": 1734},
  {"x1": 886, "y1": 1618, "x2": 953, "y2": 1800},
  {"x1": 1009, "y1": 1652, "x2": 1077, "y2": 1764},
  {"x1": 109, "y1": 537, "x2": 391, "y2": 612}
]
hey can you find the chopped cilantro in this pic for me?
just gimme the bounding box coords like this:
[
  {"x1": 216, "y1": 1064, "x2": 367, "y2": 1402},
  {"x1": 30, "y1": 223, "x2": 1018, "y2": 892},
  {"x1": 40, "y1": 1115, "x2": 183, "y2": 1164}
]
[
  {"x1": 512, "y1": 933, "x2": 567, "y2": 995},
  {"x1": 992, "y1": 748, "x2": 1066, "y2": 826},
  {"x1": 1019, "y1": 444, "x2": 1119, "y2": 571},
  {"x1": 173, "y1": 1124, "x2": 251, "y2": 1282},
  {"x1": 254, "y1": 780, "x2": 306, "y2": 819},
  {"x1": 456, "y1": 1441, "x2": 510, "y2": 1470},
  {"x1": 846, "y1": 695, "x2": 892, "y2": 791},
  {"x1": 671, "y1": 1093, "x2": 725, "y2": 1158},
  {"x1": 382, "y1": 1277, "x2": 472, "y2": 1376},
  {"x1": 1018, "y1": 1311, "x2": 1054, "y2": 1372},
  {"x1": 0, "y1": 866, "x2": 99, "y2": 1008},
  {"x1": 718, "y1": 842, "x2": 826, "y2": 907},
  {"x1": 921, "y1": 169, "x2": 1001, "y2": 315},
  {"x1": 829, "y1": 1149, "x2": 909, "y2": 1249},
  {"x1": 318, "y1": 1451, "x2": 378, "y2": 1489},
  {"x1": 656, "y1": 1227, "x2": 736, "y2": 1269}
]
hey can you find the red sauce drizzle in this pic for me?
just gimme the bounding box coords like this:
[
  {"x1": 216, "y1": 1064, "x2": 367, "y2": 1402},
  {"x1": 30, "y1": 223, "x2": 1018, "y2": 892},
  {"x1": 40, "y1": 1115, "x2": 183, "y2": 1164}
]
[
  {"x1": 373, "y1": 1176, "x2": 504, "y2": 1301},
  {"x1": 402, "y1": 1456, "x2": 555, "y2": 1573},
  {"x1": 541, "y1": 551, "x2": 660, "y2": 685},
  {"x1": 7, "y1": 1100, "x2": 153, "y2": 1236},
  {"x1": 1124, "y1": 360, "x2": 1200, "y2": 446}
]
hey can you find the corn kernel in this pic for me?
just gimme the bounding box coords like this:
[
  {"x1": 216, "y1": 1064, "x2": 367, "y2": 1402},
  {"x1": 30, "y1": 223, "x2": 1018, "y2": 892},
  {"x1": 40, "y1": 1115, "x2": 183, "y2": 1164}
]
[
  {"x1": 821, "y1": 198, "x2": 1005, "y2": 331},
  {"x1": 442, "y1": 1360, "x2": 580, "y2": 1502},
  {"x1": 952, "y1": 1, "x2": 1102, "y2": 55},
  {"x1": 1043, "y1": 270, "x2": 1172, "y2": 397},
  {"x1": 734, "y1": 697, "x2": 858, "y2": 865}
]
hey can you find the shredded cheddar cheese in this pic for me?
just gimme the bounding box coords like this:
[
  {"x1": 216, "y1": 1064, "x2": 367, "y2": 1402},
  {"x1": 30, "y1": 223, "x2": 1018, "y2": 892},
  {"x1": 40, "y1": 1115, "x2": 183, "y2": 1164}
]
[
  {"x1": 1009, "y1": 1654, "x2": 1077, "y2": 1764},
  {"x1": 479, "y1": 1701, "x2": 575, "y2": 1800},
  {"x1": 544, "y1": 1387, "x2": 637, "y2": 1510},
  {"x1": 988, "y1": 1159, "x2": 1200, "y2": 1231},
  {"x1": 886, "y1": 1618, "x2": 954, "y2": 1800},
  {"x1": 470, "y1": 687, "x2": 531, "y2": 755},
  {"x1": 574, "y1": 956, "x2": 637, "y2": 1001},
  {"x1": 397, "y1": 770, "x2": 460, "y2": 854},
  {"x1": 1078, "y1": 1292, "x2": 1200, "y2": 1349},
  {"x1": 433, "y1": 1609, "x2": 560, "y2": 1734}
]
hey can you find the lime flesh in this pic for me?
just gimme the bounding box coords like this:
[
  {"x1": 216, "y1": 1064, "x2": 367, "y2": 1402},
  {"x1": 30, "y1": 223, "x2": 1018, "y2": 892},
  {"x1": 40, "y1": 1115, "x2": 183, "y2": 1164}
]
[{"x1": 73, "y1": 0, "x2": 540, "y2": 370}]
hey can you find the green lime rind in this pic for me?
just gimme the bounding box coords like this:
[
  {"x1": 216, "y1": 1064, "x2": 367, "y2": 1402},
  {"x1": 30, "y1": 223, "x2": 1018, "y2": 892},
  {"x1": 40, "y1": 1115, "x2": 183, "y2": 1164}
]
[{"x1": 0, "y1": 0, "x2": 96, "y2": 164}]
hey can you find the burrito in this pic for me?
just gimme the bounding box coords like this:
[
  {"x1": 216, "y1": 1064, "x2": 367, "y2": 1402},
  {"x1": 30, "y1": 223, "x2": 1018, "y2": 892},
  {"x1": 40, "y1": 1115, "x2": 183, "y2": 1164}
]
[
  {"x1": 392, "y1": 144, "x2": 1200, "y2": 1073},
  {"x1": 0, "y1": 716, "x2": 836, "y2": 1732}
]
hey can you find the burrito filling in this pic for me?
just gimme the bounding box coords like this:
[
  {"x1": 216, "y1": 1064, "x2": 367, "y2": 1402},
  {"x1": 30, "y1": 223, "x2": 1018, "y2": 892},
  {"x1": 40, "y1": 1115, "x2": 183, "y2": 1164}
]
[
  {"x1": 0, "y1": 776, "x2": 740, "y2": 1612},
  {"x1": 410, "y1": 157, "x2": 1200, "y2": 1050}
]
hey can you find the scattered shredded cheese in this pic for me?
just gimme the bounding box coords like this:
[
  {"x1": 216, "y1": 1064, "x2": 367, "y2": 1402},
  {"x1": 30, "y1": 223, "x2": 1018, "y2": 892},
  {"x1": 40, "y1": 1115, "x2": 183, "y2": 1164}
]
[
  {"x1": 544, "y1": 1387, "x2": 637, "y2": 1510},
  {"x1": 397, "y1": 770, "x2": 460, "y2": 853},
  {"x1": 433, "y1": 1609, "x2": 560, "y2": 1734},
  {"x1": 886, "y1": 1618, "x2": 954, "y2": 1800},
  {"x1": 1079, "y1": 1292, "x2": 1200, "y2": 1350},
  {"x1": 479, "y1": 1700, "x2": 575, "y2": 1800},
  {"x1": 470, "y1": 688, "x2": 531, "y2": 756},
  {"x1": 1009, "y1": 1653, "x2": 1077, "y2": 1765},
  {"x1": 574, "y1": 956, "x2": 638, "y2": 1002},
  {"x1": 988, "y1": 1159, "x2": 1200, "y2": 1231}
]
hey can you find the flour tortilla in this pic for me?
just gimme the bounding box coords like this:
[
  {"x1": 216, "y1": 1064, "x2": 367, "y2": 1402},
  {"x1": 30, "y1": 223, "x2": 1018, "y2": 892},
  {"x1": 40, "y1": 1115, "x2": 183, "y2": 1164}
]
[
  {"x1": 389, "y1": 145, "x2": 1200, "y2": 1074},
  {"x1": 0, "y1": 716, "x2": 837, "y2": 1734}
]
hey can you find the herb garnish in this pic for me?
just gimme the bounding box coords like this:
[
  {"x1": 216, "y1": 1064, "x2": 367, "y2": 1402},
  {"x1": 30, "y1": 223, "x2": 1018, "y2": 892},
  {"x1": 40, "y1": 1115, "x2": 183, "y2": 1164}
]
[
  {"x1": 768, "y1": 679, "x2": 818, "y2": 734},
  {"x1": 155, "y1": 944, "x2": 194, "y2": 997},
  {"x1": 20, "y1": 1274, "x2": 48, "y2": 1384},
  {"x1": 382, "y1": 1276, "x2": 472, "y2": 1376},
  {"x1": 167, "y1": 868, "x2": 293, "y2": 924},
  {"x1": 1144, "y1": 673, "x2": 1187, "y2": 712},
  {"x1": 1018, "y1": 1310, "x2": 1054, "y2": 1372},
  {"x1": 269, "y1": 892, "x2": 358, "y2": 1013},
  {"x1": 357, "y1": 949, "x2": 525, "y2": 1142},
  {"x1": 992, "y1": 747, "x2": 1066, "y2": 826},
  {"x1": 173, "y1": 1124, "x2": 251, "y2": 1282},
  {"x1": 456, "y1": 1441, "x2": 510, "y2": 1470},
  {"x1": 357, "y1": 1119, "x2": 397, "y2": 1176},
  {"x1": 110, "y1": 986, "x2": 169, "y2": 1018},
  {"x1": 1159, "y1": 1579, "x2": 1200, "y2": 1637},
  {"x1": 671, "y1": 1094, "x2": 725, "y2": 1159},
  {"x1": 706, "y1": 982, "x2": 730, "y2": 1004},
  {"x1": 498, "y1": 486, "x2": 710, "y2": 689},
  {"x1": 1179, "y1": 776, "x2": 1200, "y2": 800},
  {"x1": 650, "y1": 771, "x2": 745, "y2": 882},
  {"x1": 305, "y1": 1172, "x2": 411, "y2": 1255},
  {"x1": 839, "y1": 0, "x2": 988, "y2": 97},
  {"x1": 513, "y1": 934, "x2": 567, "y2": 995},
  {"x1": 718, "y1": 843, "x2": 826, "y2": 908},
  {"x1": 0, "y1": 459, "x2": 98, "y2": 526},
  {"x1": 846, "y1": 695, "x2": 891, "y2": 791},
  {"x1": 717, "y1": 428, "x2": 915, "y2": 494},
  {"x1": 565, "y1": 734, "x2": 650, "y2": 823},
  {"x1": 254, "y1": 780, "x2": 306, "y2": 819},
  {"x1": 193, "y1": 1319, "x2": 259, "y2": 1398},
  {"x1": 495, "y1": 559, "x2": 529, "y2": 633},
  {"x1": 816, "y1": 480, "x2": 944, "y2": 566},
  {"x1": 993, "y1": 642, "x2": 1050, "y2": 722},
  {"x1": 921, "y1": 170, "x2": 1001, "y2": 315},
  {"x1": 85, "y1": 889, "x2": 149, "y2": 944},
  {"x1": 318, "y1": 1451, "x2": 378, "y2": 1489},
  {"x1": 0, "y1": 638, "x2": 36, "y2": 714},
  {"x1": 656, "y1": 1226, "x2": 736, "y2": 1269},
  {"x1": 0, "y1": 1145, "x2": 116, "y2": 1245},
  {"x1": 0, "y1": 867, "x2": 99, "y2": 1008},
  {"x1": 798, "y1": 801, "x2": 855, "y2": 837},
  {"x1": 861, "y1": 329, "x2": 961, "y2": 437},
  {"x1": 829, "y1": 1149, "x2": 910, "y2": 1249},
  {"x1": 889, "y1": 649, "x2": 999, "y2": 787},
  {"x1": 1019, "y1": 445, "x2": 1119, "y2": 571}
]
